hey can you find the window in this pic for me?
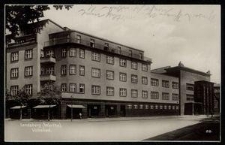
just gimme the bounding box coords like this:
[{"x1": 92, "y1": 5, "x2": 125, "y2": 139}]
[
  {"x1": 176, "y1": 106, "x2": 179, "y2": 110},
  {"x1": 106, "y1": 56, "x2": 114, "y2": 65},
  {"x1": 172, "y1": 93, "x2": 179, "y2": 101},
  {"x1": 24, "y1": 66, "x2": 33, "y2": 77},
  {"x1": 61, "y1": 65, "x2": 67, "y2": 75},
  {"x1": 40, "y1": 50, "x2": 44, "y2": 58},
  {"x1": 172, "y1": 106, "x2": 175, "y2": 110},
  {"x1": 142, "y1": 64, "x2": 148, "y2": 72},
  {"x1": 172, "y1": 82, "x2": 179, "y2": 89},
  {"x1": 142, "y1": 90, "x2": 148, "y2": 99},
  {"x1": 134, "y1": 105, "x2": 138, "y2": 109},
  {"x1": 92, "y1": 52, "x2": 101, "y2": 62},
  {"x1": 106, "y1": 70, "x2": 114, "y2": 80},
  {"x1": 90, "y1": 39, "x2": 95, "y2": 47},
  {"x1": 119, "y1": 59, "x2": 126, "y2": 67},
  {"x1": 92, "y1": 85, "x2": 101, "y2": 95},
  {"x1": 140, "y1": 53, "x2": 143, "y2": 59},
  {"x1": 10, "y1": 85, "x2": 18, "y2": 96},
  {"x1": 62, "y1": 48, "x2": 67, "y2": 57},
  {"x1": 151, "y1": 91, "x2": 159, "y2": 99},
  {"x1": 69, "y1": 48, "x2": 76, "y2": 57},
  {"x1": 186, "y1": 83, "x2": 194, "y2": 91},
  {"x1": 186, "y1": 94, "x2": 194, "y2": 101},
  {"x1": 168, "y1": 105, "x2": 171, "y2": 110},
  {"x1": 155, "y1": 105, "x2": 158, "y2": 109},
  {"x1": 92, "y1": 68, "x2": 101, "y2": 78},
  {"x1": 79, "y1": 48, "x2": 85, "y2": 58},
  {"x1": 140, "y1": 104, "x2": 143, "y2": 109},
  {"x1": 131, "y1": 62, "x2": 138, "y2": 70},
  {"x1": 162, "y1": 92, "x2": 169, "y2": 100},
  {"x1": 79, "y1": 84, "x2": 85, "y2": 93},
  {"x1": 69, "y1": 65, "x2": 76, "y2": 75},
  {"x1": 61, "y1": 83, "x2": 67, "y2": 92},
  {"x1": 46, "y1": 67, "x2": 54, "y2": 75},
  {"x1": 162, "y1": 80, "x2": 169, "y2": 88},
  {"x1": 11, "y1": 52, "x2": 19, "y2": 62},
  {"x1": 46, "y1": 49, "x2": 54, "y2": 57},
  {"x1": 127, "y1": 105, "x2": 132, "y2": 109},
  {"x1": 119, "y1": 88, "x2": 127, "y2": 97},
  {"x1": 119, "y1": 72, "x2": 127, "y2": 82},
  {"x1": 160, "y1": 105, "x2": 163, "y2": 109},
  {"x1": 150, "y1": 105, "x2": 154, "y2": 109},
  {"x1": 164, "y1": 105, "x2": 167, "y2": 110},
  {"x1": 151, "y1": 78, "x2": 159, "y2": 86},
  {"x1": 79, "y1": 65, "x2": 85, "y2": 76},
  {"x1": 129, "y1": 50, "x2": 132, "y2": 57},
  {"x1": 104, "y1": 43, "x2": 109, "y2": 50},
  {"x1": 10, "y1": 68, "x2": 19, "y2": 78},
  {"x1": 69, "y1": 83, "x2": 76, "y2": 92},
  {"x1": 142, "y1": 76, "x2": 148, "y2": 85},
  {"x1": 118, "y1": 46, "x2": 121, "y2": 54},
  {"x1": 77, "y1": 35, "x2": 81, "y2": 43},
  {"x1": 131, "y1": 89, "x2": 138, "y2": 98},
  {"x1": 131, "y1": 75, "x2": 138, "y2": 83},
  {"x1": 24, "y1": 84, "x2": 32, "y2": 95},
  {"x1": 145, "y1": 105, "x2": 149, "y2": 109},
  {"x1": 106, "y1": 87, "x2": 114, "y2": 96},
  {"x1": 25, "y1": 49, "x2": 33, "y2": 60}
]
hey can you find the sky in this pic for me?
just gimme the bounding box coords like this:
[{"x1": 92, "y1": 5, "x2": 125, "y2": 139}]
[{"x1": 42, "y1": 5, "x2": 220, "y2": 83}]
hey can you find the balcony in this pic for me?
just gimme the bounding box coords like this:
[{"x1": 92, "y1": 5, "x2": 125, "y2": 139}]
[
  {"x1": 40, "y1": 74, "x2": 56, "y2": 81},
  {"x1": 40, "y1": 56, "x2": 56, "y2": 64}
]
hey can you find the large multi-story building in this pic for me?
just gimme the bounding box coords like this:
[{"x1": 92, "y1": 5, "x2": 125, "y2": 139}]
[{"x1": 6, "y1": 19, "x2": 214, "y2": 119}]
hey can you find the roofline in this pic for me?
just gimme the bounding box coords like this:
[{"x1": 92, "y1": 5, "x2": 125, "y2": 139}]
[
  {"x1": 166, "y1": 66, "x2": 211, "y2": 76},
  {"x1": 49, "y1": 29, "x2": 144, "y2": 53},
  {"x1": 45, "y1": 19, "x2": 65, "y2": 30}
]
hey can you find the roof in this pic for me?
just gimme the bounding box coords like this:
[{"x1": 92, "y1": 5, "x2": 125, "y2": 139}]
[
  {"x1": 49, "y1": 29, "x2": 144, "y2": 53},
  {"x1": 67, "y1": 105, "x2": 85, "y2": 109},
  {"x1": 10, "y1": 106, "x2": 26, "y2": 109},
  {"x1": 166, "y1": 66, "x2": 210, "y2": 76},
  {"x1": 33, "y1": 105, "x2": 56, "y2": 109},
  {"x1": 26, "y1": 19, "x2": 64, "y2": 30},
  {"x1": 151, "y1": 66, "x2": 171, "y2": 74}
]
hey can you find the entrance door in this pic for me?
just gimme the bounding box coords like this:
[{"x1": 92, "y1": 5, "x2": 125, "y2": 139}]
[
  {"x1": 120, "y1": 105, "x2": 126, "y2": 116},
  {"x1": 88, "y1": 105, "x2": 101, "y2": 117},
  {"x1": 105, "y1": 105, "x2": 117, "y2": 117}
]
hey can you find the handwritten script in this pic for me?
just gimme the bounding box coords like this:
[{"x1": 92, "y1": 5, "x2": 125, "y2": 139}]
[{"x1": 77, "y1": 5, "x2": 216, "y2": 22}]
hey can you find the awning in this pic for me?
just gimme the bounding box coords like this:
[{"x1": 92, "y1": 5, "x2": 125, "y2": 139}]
[
  {"x1": 67, "y1": 105, "x2": 85, "y2": 109},
  {"x1": 33, "y1": 105, "x2": 56, "y2": 109},
  {"x1": 10, "y1": 106, "x2": 26, "y2": 109}
]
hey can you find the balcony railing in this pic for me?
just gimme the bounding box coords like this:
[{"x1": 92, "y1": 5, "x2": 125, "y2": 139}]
[
  {"x1": 40, "y1": 56, "x2": 56, "y2": 64},
  {"x1": 7, "y1": 34, "x2": 37, "y2": 48},
  {"x1": 44, "y1": 37, "x2": 152, "y2": 62},
  {"x1": 40, "y1": 74, "x2": 56, "y2": 81}
]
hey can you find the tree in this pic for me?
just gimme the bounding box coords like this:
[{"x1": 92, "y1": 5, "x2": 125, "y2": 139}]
[
  {"x1": 6, "y1": 87, "x2": 31, "y2": 119},
  {"x1": 37, "y1": 82, "x2": 62, "y2": 121},
  {"x1": 6, "y1": 5, "x2": 73, "y2": 38}
]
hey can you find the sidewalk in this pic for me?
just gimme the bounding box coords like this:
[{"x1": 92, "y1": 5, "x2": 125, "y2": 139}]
[{"x1": 5, "y1": 115, "x2": 212, "y2": 122}]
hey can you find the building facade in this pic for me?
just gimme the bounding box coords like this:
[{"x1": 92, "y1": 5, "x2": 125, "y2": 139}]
[{"x1": 6, "y1": 19, "x2": 214, "y2": 119}]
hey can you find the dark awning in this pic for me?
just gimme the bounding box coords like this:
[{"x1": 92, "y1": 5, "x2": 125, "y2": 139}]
[
  {"x1": 10, "y1": 106, "x2": 26, "y2": 109},
  {"x1": 33, "y1": 105, "x2": 56, "y2": 109},
  {"x1": 67, "y1": 105, "x2": 85, "y2": 109}
]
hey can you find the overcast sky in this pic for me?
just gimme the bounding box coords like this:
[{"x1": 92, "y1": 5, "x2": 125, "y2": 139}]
[{"x1": 42, "y1": 5, "x2": 220, "y2": 83}]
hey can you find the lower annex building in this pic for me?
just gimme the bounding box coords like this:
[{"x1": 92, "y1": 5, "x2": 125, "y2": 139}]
[{"x1": 6, "y1": 19, "x2": 216, "y2": 119}]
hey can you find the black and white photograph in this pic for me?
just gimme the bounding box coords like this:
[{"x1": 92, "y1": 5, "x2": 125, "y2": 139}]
[{"x1": 4, "y1": 4, "x2": 221, "y2": 142}]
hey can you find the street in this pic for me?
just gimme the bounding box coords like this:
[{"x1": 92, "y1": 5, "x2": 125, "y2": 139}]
[{"x1": 5, "y1": 115, "x2": 210, "y2": 142}]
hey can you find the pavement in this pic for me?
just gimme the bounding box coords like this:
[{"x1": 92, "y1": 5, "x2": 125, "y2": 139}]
[
  {"x1": 4, "y1": 115, "x2": 220, "y2": 142},
  {"x1": 145, "y1": 116, "x2": 220, "y2": 141}
]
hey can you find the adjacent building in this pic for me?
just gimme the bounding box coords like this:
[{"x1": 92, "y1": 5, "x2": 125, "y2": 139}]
[{"x1": 6, "y1": 19, "x2": 216, "y2": 119}]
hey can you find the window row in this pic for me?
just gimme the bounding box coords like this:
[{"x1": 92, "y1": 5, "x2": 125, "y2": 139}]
[
  {"x1": 60, "y1": 84, "x2": 179, "y2": 100},
  {"x1": 11, "y1": 49, "x2": 33, "y2": 62},
  {"x1": 151, "y1": 78, "x2": 179, "y2": 89},
  {"x1": 127, "y1": 104, "x2": 179, "y2": 110},
  {"x1": 10, "y1": 84, "x2": 33, "y2": 96},
  {"x1": 59, "y1": 47, "x2": 148, "y2": 71},
  {"x1": 10, "y1": 66, "x2": 33, "y2": 78}
]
